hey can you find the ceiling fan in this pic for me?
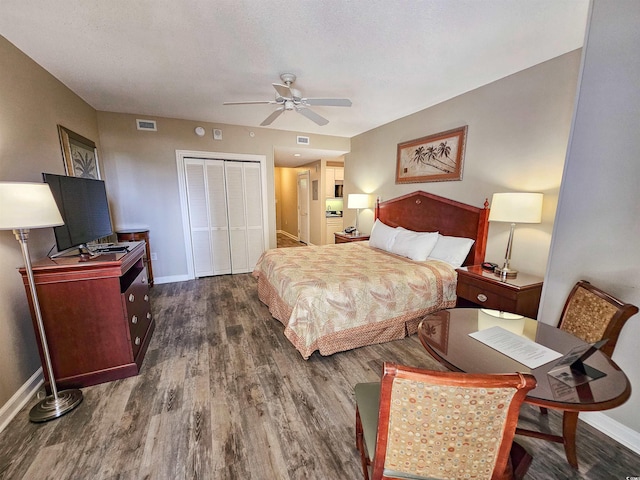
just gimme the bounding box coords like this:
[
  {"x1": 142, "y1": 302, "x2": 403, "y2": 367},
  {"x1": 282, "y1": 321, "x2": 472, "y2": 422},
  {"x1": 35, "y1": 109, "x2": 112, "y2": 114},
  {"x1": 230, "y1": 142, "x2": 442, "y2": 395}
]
[{"x1": 223, "y1": 73, "x2": 352, "y2": 126}]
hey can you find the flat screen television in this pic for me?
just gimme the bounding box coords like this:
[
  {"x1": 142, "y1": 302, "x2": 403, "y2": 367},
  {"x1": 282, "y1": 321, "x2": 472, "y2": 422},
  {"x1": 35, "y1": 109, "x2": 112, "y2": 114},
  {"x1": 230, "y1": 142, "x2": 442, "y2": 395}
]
[{"x1": 42, "y1": 173, "x2": 113, "y2": 255}]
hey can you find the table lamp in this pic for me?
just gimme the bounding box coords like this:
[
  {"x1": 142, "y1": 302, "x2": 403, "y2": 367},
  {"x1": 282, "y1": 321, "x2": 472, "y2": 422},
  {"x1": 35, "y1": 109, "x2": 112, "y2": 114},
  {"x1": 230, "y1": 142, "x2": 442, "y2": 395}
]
[
  {"x1": 488, "y1": 192, "x2": 543, "y2": 280},
  {"x1": 0, "y1": 182, "x2": 83, "y2": 422},
  {"x1": 347, "y1": 193, "x2": 370, "y2": 235}
]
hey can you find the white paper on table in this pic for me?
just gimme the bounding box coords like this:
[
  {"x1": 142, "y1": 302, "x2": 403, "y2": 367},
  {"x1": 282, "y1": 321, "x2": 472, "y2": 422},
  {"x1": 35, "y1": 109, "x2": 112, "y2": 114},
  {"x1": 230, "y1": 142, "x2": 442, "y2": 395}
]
[{"x1": 469, "y1": 326, "x2": 563, "y2": 369}]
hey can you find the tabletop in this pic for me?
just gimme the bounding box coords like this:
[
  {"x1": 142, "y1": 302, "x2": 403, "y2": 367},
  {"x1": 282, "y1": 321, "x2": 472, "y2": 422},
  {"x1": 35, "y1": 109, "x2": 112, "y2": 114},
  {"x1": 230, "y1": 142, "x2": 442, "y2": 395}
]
[{"x1": 418, "y1": 308, "x2": 630, "y2": 411}]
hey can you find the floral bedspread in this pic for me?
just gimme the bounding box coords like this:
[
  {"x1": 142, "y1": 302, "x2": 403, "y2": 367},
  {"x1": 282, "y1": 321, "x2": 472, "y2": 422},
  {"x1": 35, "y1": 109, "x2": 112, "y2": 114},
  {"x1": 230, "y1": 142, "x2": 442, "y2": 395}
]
[{"x1": 252, "y1": 242, "x2": 457, "y2": 359}]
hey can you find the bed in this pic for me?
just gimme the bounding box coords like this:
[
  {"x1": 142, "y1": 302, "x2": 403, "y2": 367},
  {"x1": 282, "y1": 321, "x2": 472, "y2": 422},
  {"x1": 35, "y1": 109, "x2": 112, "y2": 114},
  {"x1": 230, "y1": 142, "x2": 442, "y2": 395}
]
[{"x1": 253, "y1": 190, "x2": 489, "y2": 359}]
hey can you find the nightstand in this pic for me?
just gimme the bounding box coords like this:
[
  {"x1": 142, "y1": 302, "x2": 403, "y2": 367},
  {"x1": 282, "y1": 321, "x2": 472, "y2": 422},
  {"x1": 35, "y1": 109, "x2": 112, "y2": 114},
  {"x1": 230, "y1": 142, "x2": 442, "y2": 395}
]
[
  {"x1": 334, "y1": 232, "x2": 370, "y2": 244},
  {"x1": 455, "y1": 265, "x2": 543, "y2": 318}
]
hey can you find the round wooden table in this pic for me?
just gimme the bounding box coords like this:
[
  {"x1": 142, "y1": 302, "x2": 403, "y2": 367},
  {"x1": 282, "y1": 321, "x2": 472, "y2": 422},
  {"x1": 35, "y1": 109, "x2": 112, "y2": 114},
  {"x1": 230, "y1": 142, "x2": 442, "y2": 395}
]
[{"x1": 417, "y1": 308, "x2": 631, "y2": 469}]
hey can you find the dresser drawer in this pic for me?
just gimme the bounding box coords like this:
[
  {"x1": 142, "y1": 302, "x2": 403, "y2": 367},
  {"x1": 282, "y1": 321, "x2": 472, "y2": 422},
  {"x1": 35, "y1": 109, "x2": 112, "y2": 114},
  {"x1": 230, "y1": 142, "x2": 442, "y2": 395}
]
[
  {"x1": 122, "y1": 267, "x2": 152, "y2": 357},
  {"x1": 457, "y1": 278, "x2": 518, "y2": 312},
  {"x1": 455, "y1": 266, "x2": 543, "y2": 318}
]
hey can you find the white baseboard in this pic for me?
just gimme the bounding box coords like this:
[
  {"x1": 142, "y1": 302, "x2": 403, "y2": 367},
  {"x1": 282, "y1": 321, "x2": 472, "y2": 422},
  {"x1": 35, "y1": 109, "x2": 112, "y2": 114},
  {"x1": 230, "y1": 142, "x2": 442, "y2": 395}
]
[
  {"x1": 277, "y1": 229, "x2": 299, "y2": 241},
  {"x1": 580, "y1": 411, "x2": 640, "y2": 455},
  {"x1": 154, "y1": 274, "x2": 191, "y2": 285},
  {"x1": 277, "y1": 229, "x2": 315, "y2": 246},
  {"x1": 0, "y1": 368, "x2": 43, "y2": 433}
]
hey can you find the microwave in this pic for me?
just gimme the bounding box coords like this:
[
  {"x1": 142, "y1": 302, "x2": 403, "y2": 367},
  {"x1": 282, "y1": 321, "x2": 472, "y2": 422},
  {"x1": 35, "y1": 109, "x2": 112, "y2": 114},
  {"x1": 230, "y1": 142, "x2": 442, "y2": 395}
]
[{"x1": 334, "y1": 184, "x2": 343, "y2": 198}]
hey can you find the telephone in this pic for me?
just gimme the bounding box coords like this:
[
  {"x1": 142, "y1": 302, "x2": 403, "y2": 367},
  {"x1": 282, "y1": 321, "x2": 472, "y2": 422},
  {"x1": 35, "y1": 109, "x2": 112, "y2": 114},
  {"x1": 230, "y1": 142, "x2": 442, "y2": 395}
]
[
  {"x1": 482, "y1": 262, "x2": 499, "y2": 271},
  {"x1": 344, "y1": 226, "x2": 356, "y2": 234}
]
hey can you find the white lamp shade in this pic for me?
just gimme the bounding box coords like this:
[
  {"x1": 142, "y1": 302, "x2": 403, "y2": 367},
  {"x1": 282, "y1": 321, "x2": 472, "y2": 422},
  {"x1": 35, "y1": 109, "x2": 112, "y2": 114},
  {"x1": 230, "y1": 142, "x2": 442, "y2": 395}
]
[
  {"x1": 488, "y1": 192, "x2": 543, "y2": 224},
  {"x1": 0, "y1": 182, "x2": 64, "y2": 230},
  {"x1": 347, "y1": 193, "x2": 370, "y2": 209}
]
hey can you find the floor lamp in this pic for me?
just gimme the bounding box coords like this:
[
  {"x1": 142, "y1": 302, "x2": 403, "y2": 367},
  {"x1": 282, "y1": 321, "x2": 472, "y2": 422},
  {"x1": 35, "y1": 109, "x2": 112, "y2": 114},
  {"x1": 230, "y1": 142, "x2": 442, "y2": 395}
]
[
  {"x1": 347, "y1": 193, "x2": 370, "y2": 235},
  {"x1": 488, "y1": 192, "x2": 543, "y2": 280},
  {"x1": 0, "y1": 182, "x2": 83, "y2": 422}
]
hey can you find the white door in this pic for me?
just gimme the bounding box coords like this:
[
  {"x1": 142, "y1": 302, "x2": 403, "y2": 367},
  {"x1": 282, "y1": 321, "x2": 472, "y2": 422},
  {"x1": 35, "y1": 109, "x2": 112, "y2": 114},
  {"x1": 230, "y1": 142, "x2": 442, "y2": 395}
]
[
  {"x1": 226, "y1": 161, "x2": 263, "y2": 273},
  {"x1": 297, "y1": 170, "x2": 310, "y2": 245},
  {"x1": 184, "y1": 159, "x2": 231, "y2": 276},
  {"x1": 184, "y1": 158, "x2": 263, "y2": 277}
]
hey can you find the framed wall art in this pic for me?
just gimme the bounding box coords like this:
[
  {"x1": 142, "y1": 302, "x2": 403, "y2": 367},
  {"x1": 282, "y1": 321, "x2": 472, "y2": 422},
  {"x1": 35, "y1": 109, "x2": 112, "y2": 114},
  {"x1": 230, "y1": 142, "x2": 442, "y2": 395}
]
[
  {"x1": 57, "y1": 125, "x2": 101, "y2": 179},
  {"x1": 396, "y1": 125, "x2": 467, "y2": 184}
]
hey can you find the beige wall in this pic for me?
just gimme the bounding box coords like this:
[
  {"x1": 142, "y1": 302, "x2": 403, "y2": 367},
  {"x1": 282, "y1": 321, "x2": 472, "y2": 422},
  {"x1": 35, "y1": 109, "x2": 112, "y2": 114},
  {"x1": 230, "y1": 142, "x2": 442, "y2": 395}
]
[
  {"x1": 346, "y1": 50, "x2": 582, "y2": 278},
  {"x1": 96, "y1": 112, "x2": 349, "y2": 282},
  {"x1": 0, "y1": 37, "x2": 100, "y2": 408}
]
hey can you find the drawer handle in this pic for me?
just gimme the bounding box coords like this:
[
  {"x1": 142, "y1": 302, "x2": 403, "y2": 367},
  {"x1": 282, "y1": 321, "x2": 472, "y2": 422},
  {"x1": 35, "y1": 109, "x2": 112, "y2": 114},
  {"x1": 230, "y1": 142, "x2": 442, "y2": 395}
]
[
  {"x1": 131, "y1": 315, "x2": 138, "y2": 324},
  {"x1": 144, "y1": 294, "x2": 149, "y2": 302},
  {"x1": 142, "y1": 277, "x2": 146, "y2": 284},
  {"x1": 477, "y1": 293, "x2": 488, "y2": 303},
  {"x1": 147, "y1": 312, "x2": 152, "y2": 320},
  {"x1": 134, "y1": 336, "x2": 141, "y2": 345},
  {"x1": 128, "y1": 293, "x2": 135, "y2": 302}
]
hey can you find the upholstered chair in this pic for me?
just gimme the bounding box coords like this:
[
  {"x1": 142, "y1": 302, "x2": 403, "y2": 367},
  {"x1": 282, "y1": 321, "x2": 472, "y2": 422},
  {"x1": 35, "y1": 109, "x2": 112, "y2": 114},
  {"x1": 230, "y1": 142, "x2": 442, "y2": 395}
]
[
  {"x1": 556, "y1": 280, "x2": 638, "y2": 357},
  {"x1": 355, "y1": 362, "x2": 536, "y2": 480},
  {"x1": 537, "y1": 280, "x2": 638, "y2": 421}
]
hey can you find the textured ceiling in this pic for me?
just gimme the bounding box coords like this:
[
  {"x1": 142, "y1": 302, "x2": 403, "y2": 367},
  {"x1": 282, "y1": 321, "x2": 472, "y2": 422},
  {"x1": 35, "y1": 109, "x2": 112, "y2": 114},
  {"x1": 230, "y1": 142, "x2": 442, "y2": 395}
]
[{"x1": 1, "y1": 1, "x2": 589, "y2": 166}]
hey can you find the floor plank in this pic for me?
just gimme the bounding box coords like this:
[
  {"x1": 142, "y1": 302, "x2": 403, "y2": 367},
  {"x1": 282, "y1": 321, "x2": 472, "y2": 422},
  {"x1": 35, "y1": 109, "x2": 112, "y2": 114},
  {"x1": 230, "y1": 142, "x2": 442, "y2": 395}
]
[{"x1": 1, "y1": 273, "x2": 639, "y2": 479}]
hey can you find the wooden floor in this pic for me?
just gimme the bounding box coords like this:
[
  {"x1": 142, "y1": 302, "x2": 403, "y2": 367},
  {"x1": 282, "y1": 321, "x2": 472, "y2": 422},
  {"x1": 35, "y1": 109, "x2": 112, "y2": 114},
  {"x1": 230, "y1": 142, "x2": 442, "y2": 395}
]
[
  {"x1": 276, "y1": 232, "x2": 306, "y2": 248},
  {"x1": 1, "y1": 274, "x2": 639, "y2": 479}
]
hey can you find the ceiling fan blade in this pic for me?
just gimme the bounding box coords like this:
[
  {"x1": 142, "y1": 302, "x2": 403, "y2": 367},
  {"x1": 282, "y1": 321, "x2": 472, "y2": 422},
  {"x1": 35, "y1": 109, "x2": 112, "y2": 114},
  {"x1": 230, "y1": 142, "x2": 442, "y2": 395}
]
[
  {"x1": 260, "y1": 108, "x2": 284, "y2": 126},
  {"x1": 223, "y1": 100, "x2": 275, "y2": 105},
  {"x1": 296, "y1": 107, "x2": 329, "y2": 126},
  {"x1": 272, "y1": 83, "x2": 291, "y2": 98},
  {"x1": 304, "y1": 98, "x2": 352, "y2": 107}
]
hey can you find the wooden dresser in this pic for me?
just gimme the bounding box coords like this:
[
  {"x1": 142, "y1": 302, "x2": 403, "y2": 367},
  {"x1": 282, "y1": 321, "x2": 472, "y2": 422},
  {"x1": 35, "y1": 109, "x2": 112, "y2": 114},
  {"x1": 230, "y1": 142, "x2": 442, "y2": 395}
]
[
  {"x1": 116, "y1": 229, "x2": 153, "y2": 286},
  {"x1": 334, "y1": 232, "x2": 370, "y2": 243},
  {"x1": 455, "y1": 265, "x2": 543, "y2": 319},
  {"x1": 20, "y1": 242, "x2": 155, "y2": 390}
]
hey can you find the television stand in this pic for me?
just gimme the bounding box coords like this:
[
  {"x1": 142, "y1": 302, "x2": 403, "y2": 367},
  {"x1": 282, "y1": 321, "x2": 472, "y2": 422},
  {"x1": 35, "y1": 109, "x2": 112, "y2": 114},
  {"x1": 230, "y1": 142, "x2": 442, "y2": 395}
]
[{"x1": 19, "y1": 241, "x2": 155, "y2": 390}]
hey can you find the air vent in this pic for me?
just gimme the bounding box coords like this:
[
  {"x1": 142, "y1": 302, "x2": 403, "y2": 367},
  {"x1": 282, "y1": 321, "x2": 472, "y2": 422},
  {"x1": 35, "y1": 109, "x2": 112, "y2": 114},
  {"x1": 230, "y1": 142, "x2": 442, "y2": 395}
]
[
  {"x1": 297, "y1": 136, "x2": 310, "y2": 145},
  {"x1": 136, "y1": 119, "x2": 157, "y2": 131}
]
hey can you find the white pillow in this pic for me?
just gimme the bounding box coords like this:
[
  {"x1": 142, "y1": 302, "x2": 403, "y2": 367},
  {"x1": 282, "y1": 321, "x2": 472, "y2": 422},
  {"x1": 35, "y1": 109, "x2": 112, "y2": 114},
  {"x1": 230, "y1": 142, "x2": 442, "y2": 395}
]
[
  {"x1": 390, "y1": 229, "x2": 439, "y2": 261},
  {"x1": 428, "y1": 235, "x2": 475, "y2": 267},
  {"x1": 368, "y1": 219, "x2": 398, "y2": 252}
]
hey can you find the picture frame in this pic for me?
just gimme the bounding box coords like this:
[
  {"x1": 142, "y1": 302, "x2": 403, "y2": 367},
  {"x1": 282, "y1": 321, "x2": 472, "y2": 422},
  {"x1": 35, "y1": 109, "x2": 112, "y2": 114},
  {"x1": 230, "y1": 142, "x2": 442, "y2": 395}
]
[
  {"x1": 396, "y1": 125, "x2": 467, "y2": 183},
  {"x1": 57, "y1": 125, "x2": 101, "y2": 179}
]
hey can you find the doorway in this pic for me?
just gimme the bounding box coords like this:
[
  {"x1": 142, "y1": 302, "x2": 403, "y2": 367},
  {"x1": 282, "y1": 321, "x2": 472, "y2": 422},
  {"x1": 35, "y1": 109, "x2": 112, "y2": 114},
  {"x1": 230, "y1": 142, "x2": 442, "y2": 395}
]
[{"x1": 297, "y1": 170, "x2": 310, "y2": 245}]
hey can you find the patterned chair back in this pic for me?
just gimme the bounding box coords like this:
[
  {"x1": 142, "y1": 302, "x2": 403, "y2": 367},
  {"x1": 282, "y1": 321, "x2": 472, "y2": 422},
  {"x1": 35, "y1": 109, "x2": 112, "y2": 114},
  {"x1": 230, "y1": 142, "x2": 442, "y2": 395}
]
[
  {"x1": 558, "y1": 281, "x2": 638, "y2": 357},
  {"x1": 371, "y1": 363, "x2": 536, "y2": 480}
]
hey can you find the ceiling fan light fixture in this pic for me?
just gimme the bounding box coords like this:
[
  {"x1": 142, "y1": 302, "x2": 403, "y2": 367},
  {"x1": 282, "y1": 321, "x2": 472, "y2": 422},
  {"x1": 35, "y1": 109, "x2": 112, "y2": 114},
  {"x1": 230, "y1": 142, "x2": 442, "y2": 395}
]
[{"x1": 224, "y1": 73, "x2": 351, "y2": 126}]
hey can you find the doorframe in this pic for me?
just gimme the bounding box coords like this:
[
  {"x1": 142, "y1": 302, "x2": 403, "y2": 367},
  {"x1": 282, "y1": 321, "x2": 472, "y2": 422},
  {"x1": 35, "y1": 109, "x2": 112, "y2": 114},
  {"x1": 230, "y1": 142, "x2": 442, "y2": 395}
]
[
  {"x1": 176, "y1": 149, "x2": 269, "y2": 280},
  {"x1": 297, "y1": 170, "x2": 310, "y2": 245}
]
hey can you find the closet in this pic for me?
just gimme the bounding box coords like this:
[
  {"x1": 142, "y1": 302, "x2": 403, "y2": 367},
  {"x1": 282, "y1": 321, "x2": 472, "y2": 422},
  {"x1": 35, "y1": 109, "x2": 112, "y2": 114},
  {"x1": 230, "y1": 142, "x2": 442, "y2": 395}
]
[{"x1": 184, "y1": 158, "x2": 264, "y2": 277}]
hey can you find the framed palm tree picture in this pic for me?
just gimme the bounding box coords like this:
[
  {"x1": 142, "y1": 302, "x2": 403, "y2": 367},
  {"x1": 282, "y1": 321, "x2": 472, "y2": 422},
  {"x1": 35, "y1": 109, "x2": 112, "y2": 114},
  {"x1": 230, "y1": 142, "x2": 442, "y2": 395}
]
[
  {"x1": 396, "y1": 125, "x2": 467, "y2": 183},
  {"x1": 57, "y1": 125, "x2": 101, "y2": 179}
]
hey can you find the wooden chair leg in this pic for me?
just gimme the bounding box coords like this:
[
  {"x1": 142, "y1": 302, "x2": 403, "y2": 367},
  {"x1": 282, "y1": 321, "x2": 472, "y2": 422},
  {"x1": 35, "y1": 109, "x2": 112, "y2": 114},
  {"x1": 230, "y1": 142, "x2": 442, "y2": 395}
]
[
  {"x1": 355, "y1": 407, "x2": 370, "y2": 480},
  {"x1": 510, "y1": 441, "x2": 533, "y2": 480}
]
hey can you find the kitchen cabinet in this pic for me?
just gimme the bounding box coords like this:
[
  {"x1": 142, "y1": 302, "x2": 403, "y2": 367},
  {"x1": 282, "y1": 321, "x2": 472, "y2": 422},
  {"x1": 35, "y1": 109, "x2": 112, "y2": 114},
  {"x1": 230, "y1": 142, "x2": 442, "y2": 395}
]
[
  {"x1": 325, "y1": 167, "x2": 344, "y2": 198},
  {"x1": 326, "y1": 217, "x2": 344, "y2": 244}
]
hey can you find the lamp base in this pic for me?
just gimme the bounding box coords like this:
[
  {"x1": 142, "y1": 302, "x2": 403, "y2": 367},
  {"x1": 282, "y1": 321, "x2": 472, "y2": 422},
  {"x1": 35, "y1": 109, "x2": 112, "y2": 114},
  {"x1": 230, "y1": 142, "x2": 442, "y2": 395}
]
[
  {"x1": 29, "y1": 389, "x2": 83, "y2": 423},
  {"x1": 494, "y1": 267, "x2": 518, "y2": 280}
]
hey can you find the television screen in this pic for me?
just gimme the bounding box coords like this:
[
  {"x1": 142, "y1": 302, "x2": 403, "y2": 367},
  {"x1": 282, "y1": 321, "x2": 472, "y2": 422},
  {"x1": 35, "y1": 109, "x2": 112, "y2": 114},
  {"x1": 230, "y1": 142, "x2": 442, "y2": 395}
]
[{"x1": 42, "y1": 173, "x2": 113, "y2": 253}]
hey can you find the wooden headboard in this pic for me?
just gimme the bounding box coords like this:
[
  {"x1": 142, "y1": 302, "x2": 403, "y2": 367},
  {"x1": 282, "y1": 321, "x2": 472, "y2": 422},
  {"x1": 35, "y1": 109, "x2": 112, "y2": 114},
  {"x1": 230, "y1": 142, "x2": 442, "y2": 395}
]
[{"x1": 375, "y1": 190, "x2": 490, "y2": 266}]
